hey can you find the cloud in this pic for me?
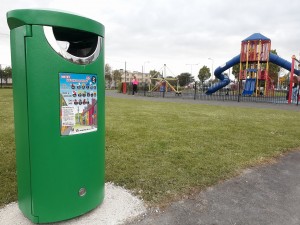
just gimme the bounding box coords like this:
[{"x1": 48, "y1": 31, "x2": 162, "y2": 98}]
[{"x1": 1, "y1": 0, "x2": 300, "y2": 76}]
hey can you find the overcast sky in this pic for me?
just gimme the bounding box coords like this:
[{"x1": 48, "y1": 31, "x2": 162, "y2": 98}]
[{"x1": 0, "y1": 0, "x2": 299, "y2": 78}]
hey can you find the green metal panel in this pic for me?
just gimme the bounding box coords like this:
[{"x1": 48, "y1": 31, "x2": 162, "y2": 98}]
[
  {"x1": 8, "y1": 9, "x2": 105, "y2": 223},
  {"x1": 7, "y1": 9, "x2": 104, "y2": 37},
  {"x1": 10, "y1": 25, "x2": 38, "y2": 223}
]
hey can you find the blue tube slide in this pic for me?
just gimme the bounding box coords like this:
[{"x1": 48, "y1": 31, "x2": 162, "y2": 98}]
[
  {"x1": 205, "y1": 53, "x2": 300, "y2": 95},
  {"x1": 269, "y1": 53, "x2": 300, "y2": 75},
  {"x1": 206, "y1": 54, "x2": 240, "y2": 95}
]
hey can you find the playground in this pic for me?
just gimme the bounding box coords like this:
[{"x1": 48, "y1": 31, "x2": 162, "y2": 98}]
[{"x1": 136, "y1": 33, "x2": 300, "y2": 106}]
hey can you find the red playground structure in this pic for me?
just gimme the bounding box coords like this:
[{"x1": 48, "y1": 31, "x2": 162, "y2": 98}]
[
  {"x1": 206, "y1": 33, "x2": 300, "y2": 104},
  {"x1": 239, "y1": 33, "x2": 273, "y2": 96}
]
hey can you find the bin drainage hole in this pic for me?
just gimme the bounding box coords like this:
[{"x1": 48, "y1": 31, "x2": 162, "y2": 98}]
[{"x1": 79, "y1": 187, "x2": 86, "y2": 197}]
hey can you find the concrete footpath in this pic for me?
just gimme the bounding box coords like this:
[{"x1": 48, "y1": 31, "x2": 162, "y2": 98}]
[{"x1": 128, "y1": 150, "x2": 300, "y2": 225}]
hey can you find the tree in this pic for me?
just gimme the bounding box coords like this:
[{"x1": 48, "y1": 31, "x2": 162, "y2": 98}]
[
  {"x1": 105, "y1": 64, "x2": 112, "y2": 88},
  {"x1": 177, "y1": 72, "x2": 194, "y2": 87},
  {"x1": 112, "y1": 70, "x2": 122, "y2": 83},
  {"x1": 280, "y1": 72, "x2": 290, "y2": 89},
  {"x1": 268, "y1": 49, "x2": 280, "y2": 82},
  {"x1": 149, "y1": 70, "x2": 161, "y2": 85},
  {"x1": 149, "y1": 70, "x2": 161, "y2": 78},
  {"x1": 1, "y1": 66, "x2": 12, "y2": 85},
  {"x1": 0, "y1": 67, "x2": 3, "y2": 87},
  {"x1": 165, "y1": 76, "x2": 177, "y2": 86},
  {"x1": 198, "y1": 65, "x2": 210, "y2": 85},
  {"x1": 232, "y1": 63, "x2": 240, "y2": 79}
]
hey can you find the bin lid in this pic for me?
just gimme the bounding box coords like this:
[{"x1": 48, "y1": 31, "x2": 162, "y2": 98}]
[{"x1": 7, "y1": 9, "x2": 104, "y2": 37}]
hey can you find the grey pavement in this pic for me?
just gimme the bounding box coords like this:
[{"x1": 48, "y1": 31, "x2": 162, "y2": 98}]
[
  {"x1": 128, "y1": 150, "x2": 300, "y2": 225},
  {"x1": 106, "y1": 91, "x2": 300, "y2": 225}
]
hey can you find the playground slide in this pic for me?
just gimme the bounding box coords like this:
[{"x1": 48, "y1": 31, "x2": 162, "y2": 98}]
[
  {"x1": 206, "y1": 54, "x2": 240, "y2": 95},
  {"x1": 269, "y1": 53, "x2": 300, "y2": 75},
  {"x1": 206, "y1": 53, "x2": 300, "y2": 95}
]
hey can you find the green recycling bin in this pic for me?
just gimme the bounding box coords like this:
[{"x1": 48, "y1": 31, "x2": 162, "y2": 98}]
[{"x1": 7, "y1": 9, "x2": 105, "y2": 223}]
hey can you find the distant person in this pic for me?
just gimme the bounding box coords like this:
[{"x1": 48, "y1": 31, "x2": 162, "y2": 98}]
[{"x1": 132, "y1": 76, "x2": 139, "y2": 95}]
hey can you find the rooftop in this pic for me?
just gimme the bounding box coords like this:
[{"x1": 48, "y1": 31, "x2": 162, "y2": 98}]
[{"x1": 242, "y1": 33, "x2": 271, "y2": 41}]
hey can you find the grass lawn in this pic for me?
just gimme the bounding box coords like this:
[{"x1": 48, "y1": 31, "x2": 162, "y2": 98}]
[
  {"x1": 106, "y1": 96, "x2": 300, "y2": 205},
  {"x1": 0, "y1": 89, "x2": 17, "y2": 207},
  {"x1": 1, "y1": 88, "x2": 300, "y2": 208}
]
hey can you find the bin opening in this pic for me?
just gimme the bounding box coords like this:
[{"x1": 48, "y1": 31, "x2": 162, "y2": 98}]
[
  {"x1": 53, "y1": 27, "x2": 98, "y2": 58},
  {"x1": 44, "y1": 26, "x2": 102, "y2": 65}
]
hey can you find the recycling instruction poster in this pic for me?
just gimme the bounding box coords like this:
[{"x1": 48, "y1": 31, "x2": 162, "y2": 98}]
[{"x1": 60, "y1": 73, "x2": 98, "y2": 136}]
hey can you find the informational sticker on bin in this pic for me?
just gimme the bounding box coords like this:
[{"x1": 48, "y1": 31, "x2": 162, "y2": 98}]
[{"x1": 60, "y1": 73, "x2": 98, "y2": 135}]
